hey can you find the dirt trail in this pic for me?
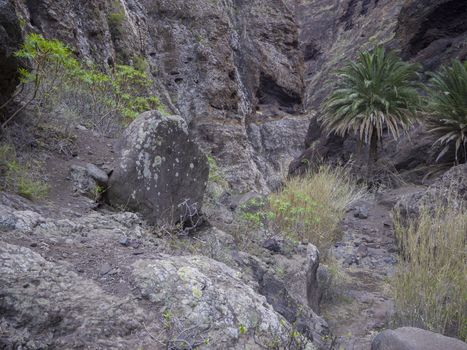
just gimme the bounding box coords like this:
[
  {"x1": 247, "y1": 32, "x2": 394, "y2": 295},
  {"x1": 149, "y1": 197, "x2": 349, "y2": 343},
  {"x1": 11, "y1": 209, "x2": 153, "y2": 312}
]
[{"x1": 322, "y1": 187, "x2": 423, "y2": 350}]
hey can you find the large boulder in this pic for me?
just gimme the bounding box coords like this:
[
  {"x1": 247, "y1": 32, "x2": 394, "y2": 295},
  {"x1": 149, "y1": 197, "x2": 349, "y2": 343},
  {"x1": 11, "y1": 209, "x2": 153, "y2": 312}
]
[
  {"x1": 395, "y1": 163, "x2": 467, "y2": 219},
  {"x1": 0, "y1": 0, "x2": 22, "y2": 105},
  {"x1": 371, "y1": 327, "x2": 467, "y2": 350},
  {"x1": 107, "y1": 111, "x2": 209, "y2": 226}
]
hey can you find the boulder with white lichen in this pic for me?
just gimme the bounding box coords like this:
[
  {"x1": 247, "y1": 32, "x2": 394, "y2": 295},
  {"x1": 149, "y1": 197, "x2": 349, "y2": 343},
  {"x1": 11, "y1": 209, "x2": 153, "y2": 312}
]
[{"x1": 106, "y1": 110, "x2": 209, "y2": 226}]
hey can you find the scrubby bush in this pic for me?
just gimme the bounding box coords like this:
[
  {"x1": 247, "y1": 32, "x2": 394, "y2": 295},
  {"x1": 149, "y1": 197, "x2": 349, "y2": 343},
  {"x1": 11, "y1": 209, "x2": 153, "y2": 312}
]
[
  {"x1": 425, "y1": 60, "x2": 467, "y2": 164},
  {"x1": 393, "y1": 197, "x2": 467, "y2": 340},
  {"x1": 237, "y1": 166, "x2": 365, "y2": 254},
  {"x1": 3, "y1": 33, "x2": 161, "y2": 134},
  {"x1": 268, "y1": 166, "x2": 365, "y2": 253},
  {"x1": 320, "y1": 47, "x2": 420, "y2": 170}
]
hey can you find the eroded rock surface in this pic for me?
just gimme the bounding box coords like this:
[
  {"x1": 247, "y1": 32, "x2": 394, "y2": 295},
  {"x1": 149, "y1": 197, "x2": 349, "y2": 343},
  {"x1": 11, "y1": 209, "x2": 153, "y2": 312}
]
[
  {"x1": 0, "y1": 202, "x2": 327, "y2": 349},
  {"x1": 0, "y1": 0, "x2": 22, "y2": 105},
  {"x1": 371, "y1": 327, "x2": 467, "y2": 350},
  {"x1": 107, "y1": 111, "x2": 209, "y2": 226}
]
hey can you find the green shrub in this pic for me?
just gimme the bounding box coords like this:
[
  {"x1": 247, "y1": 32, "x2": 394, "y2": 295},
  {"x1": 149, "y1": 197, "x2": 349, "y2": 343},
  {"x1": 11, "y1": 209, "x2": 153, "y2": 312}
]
[
  {"x1": 425, "y1": 60, "x2": 467, "y2": 164},
  {"x1": 268, "y1": 166, "x2": 365, "y2": 253},
  {"x1": 393, "y1": 198, "x2": 467, "y2": 340},
  {"x1": 7, "y1": 33, "x2": 161, "y2": 132},
  {"x1": 107, "y1": 10, "x2": 125, "y2": 39}
]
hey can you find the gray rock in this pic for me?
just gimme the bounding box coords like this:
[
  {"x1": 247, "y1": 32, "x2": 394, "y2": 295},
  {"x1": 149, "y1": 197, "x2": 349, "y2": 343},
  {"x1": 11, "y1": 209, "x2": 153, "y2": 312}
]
[
  {"x1": 70, "y1": 165, "x2": 99, "y2": 198},
  {"x1": 85, "y1": 163, "x2": 109, "y2": 185},
  {"x1": 371, "y1": 327, "x2": 467, "y2": 350},
  {"x1": 245, "y1": 253, "x2": 329, "y2": 348},
  {"x1": 132, "y1": 254, "x2": 318, "y2": 349},
  {"x1": 354, "y1": 206, "x2": 369, "y2": 219},
  {"x1": 262, "y1": 237, "x2": 282, "y2": 253},
  {"x1": 107, "y1": 111, "x2": 209, "y2": 226},
  {"x1": 395, "y1": 163, "x2": 467, "y2": 219},
  {"x1": 306, "y1": 244, "x2": 321, "y2": 313},
  {"x1": 0, "y1": 0, "x2": 22, "y2": 105},
  {"x1": 0, "y1": 243, "x2": 155, "y2": 349}
]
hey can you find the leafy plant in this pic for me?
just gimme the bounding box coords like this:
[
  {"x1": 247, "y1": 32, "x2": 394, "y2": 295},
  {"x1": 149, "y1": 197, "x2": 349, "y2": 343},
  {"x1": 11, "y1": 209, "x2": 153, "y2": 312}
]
[
  {"x1": 320, "y1": 46, "x2": 420, "y2": 169},
  {"x1": 425, "y1": 60, "x2": 467, "y2": 164},
  {"x1": 3, "y1": 33, "x2": 162, "y2": 133},
  {"x1": 393, "y1": 197, "x2": 467, "y2": 340}
]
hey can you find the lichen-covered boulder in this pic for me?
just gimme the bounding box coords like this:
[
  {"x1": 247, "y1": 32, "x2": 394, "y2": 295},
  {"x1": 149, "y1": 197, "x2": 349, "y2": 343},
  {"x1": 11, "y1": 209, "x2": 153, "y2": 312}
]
[
  {"x1": 371, "y1": 327, "x2": 467, "y2": 350},
  {"x1": 132, "y1": 254, "x2": 318, "y2": 349},
  {"x1": 107, "y1": 111, "x2": 209, "y2": 226}
]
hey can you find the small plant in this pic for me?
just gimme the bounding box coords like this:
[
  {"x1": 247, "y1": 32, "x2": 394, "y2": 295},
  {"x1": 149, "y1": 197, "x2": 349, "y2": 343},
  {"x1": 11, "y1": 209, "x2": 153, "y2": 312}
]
[
  {"x1": 425, "y1": 60, "x2": 467, "y2": 164},
  {"x1": 320, "y1": 46, "x2": 420, "y2": 171},
  {"x1": 392, "y1": 196, "x2": 467, "y2": 340},
  {"x1": 17, "y1": 177, "x2": 49, "y2": 200},
  {"x1": 107, "y1": 1, "x2": 126, "y2": 41},
  {"x1": 0, "y1": 144, "x2": 48, "y2": 200}
]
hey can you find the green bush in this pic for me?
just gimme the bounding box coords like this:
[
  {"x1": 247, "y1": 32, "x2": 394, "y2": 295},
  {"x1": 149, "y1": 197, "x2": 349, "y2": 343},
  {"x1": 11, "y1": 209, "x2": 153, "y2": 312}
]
[
  {"x1": 107, "y1": 10, "x2": 125, "y2": 39},
  {"x1": 425, "y1": 60, "x2": 467, "y2": 164},
  {"x1": 393, "y1": 197, "x2": 467, "y2": 340},
  {"x1": 6, "y1": 33, "x2": 161, "y2": 132}
]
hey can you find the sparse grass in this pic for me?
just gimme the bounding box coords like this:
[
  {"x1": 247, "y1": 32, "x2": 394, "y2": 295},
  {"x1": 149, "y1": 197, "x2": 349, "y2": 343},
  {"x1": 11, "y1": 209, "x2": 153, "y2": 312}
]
[
  {"x1": 393, "y1": 197, "x2": 467, "y2": 340},
  {"x1": 17, "y1": 177, "x2": 49, "y2": 200},
  {"x1": 268, "y1": 165, "x2": 365, "y2": 253},
  {"x1": 0, "y1": 144, "x2": 49, "y2": 200}
]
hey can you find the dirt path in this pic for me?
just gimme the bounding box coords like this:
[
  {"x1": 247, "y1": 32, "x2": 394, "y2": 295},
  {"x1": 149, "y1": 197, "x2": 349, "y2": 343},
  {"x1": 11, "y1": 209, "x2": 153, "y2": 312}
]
[{"x1": 322, "y1": 187, "x2": 423, "y2": 350}]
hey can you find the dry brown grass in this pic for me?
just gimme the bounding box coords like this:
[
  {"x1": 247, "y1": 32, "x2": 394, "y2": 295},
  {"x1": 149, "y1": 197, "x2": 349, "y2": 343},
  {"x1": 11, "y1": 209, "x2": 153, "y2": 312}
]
[
  {"x1": 268, "y1": 165, "x2": 366, "y2": 253},
  {"x1": 393, "y1": 197, "x2": 467, "y2": 340}
]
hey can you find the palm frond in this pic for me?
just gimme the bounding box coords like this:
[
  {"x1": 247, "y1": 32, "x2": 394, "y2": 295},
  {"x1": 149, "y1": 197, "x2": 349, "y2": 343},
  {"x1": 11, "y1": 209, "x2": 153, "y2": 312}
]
[
  {"x1": 425, "y1": 60, "x2": 467, "y2": 163},
  {"x1": 320, "y1": 47, "x2": 420, "y2": 150}
]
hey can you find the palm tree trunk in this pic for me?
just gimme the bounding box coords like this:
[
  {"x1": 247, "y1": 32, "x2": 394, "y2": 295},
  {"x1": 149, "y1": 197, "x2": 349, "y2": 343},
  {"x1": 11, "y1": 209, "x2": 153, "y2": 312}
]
[{"x1": 367, "y1": 130, "x2": 378, "y2": 178}]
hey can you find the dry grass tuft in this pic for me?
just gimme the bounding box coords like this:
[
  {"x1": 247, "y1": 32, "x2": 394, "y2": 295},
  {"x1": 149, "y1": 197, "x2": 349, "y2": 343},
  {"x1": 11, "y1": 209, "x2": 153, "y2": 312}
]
[
  {"x1": 268, "y1": 165, "x2": 366, "y2": 253},
  {"x1": 393, "y1": 197, "x2": 467, "y2": 340}
]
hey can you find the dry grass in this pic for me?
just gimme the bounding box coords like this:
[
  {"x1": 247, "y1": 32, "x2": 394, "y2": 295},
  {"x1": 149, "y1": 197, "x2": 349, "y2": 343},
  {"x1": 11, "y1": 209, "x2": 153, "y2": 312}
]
[
  {"x1": 268, "y1": 165, "x2": 366, "y2": 253},
  {"x1": 393, "y1": 198, "x2": 467, "y2": 340}
]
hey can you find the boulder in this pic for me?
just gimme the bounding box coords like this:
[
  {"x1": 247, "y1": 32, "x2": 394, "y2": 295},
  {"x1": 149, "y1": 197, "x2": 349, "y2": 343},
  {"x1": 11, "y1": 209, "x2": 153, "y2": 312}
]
[
  {"x1": 371, "y1": 327, "x2": 467, "y2": 350},
  {"x1": 0, "y1": 242, "x2": 154, "y2": 349},
  {"x1": 70, "y1": 164, "x2": 100, "y2": 199},
  {"x1": 132, "y1": 254, "x2": 318, "y2": 349},
  {"x1": 107, "y1": 111, "x2": 209, "y2": 226},
  {"x1": 395, "y1": 163, "x2": 467, "y2": 219},
  {"x1": 0, "y1": 0, "x2": 22, "y2": 106}
]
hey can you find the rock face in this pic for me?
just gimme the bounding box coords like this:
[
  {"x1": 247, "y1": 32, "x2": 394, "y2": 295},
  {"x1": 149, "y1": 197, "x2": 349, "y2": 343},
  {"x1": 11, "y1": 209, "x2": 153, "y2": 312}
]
[
  {"x1": 0, "y1": 0, "x2": 22, "y2": 105},
  {"x1": 395, "y1": 162, "x2": 467, "y2": 219},
  {"x1": 107, "y1": 111, "x2": 209, "y2": 226},
  {"x1": 12, "y1": 0, "x2": 307, "y2": 192},
  {"x1": 371, "y1": 327, "x2": 467, "y2": 350}
]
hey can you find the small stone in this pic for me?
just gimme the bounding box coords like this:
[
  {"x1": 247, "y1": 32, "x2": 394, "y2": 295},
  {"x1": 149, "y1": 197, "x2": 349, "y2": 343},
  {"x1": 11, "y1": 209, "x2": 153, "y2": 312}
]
[
  {"x1": 262, "y1": 238, "x2": 281, "y2": 253},
  {"x1": 99, "y1": 263, "x2": 112, "y2": 276},
  {"x1": 30, "y1": 242, "x2": 38, "y2": 247},
  {"x1": 354, "y1": 206, "x2": 369, "y2": 219},
  {"x1": 119, "y1": 237, "x2": 130, "y2": 247}
]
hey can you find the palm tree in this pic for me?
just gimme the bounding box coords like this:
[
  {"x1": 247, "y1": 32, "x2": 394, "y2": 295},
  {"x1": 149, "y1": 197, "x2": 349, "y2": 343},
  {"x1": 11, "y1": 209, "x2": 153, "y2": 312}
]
[
  {"x1": 425, "y1": 60, "x2": 467, "y2": 164},
  {"x1": 320, "y1": 47, "x2": 420, "y2": 169}
]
